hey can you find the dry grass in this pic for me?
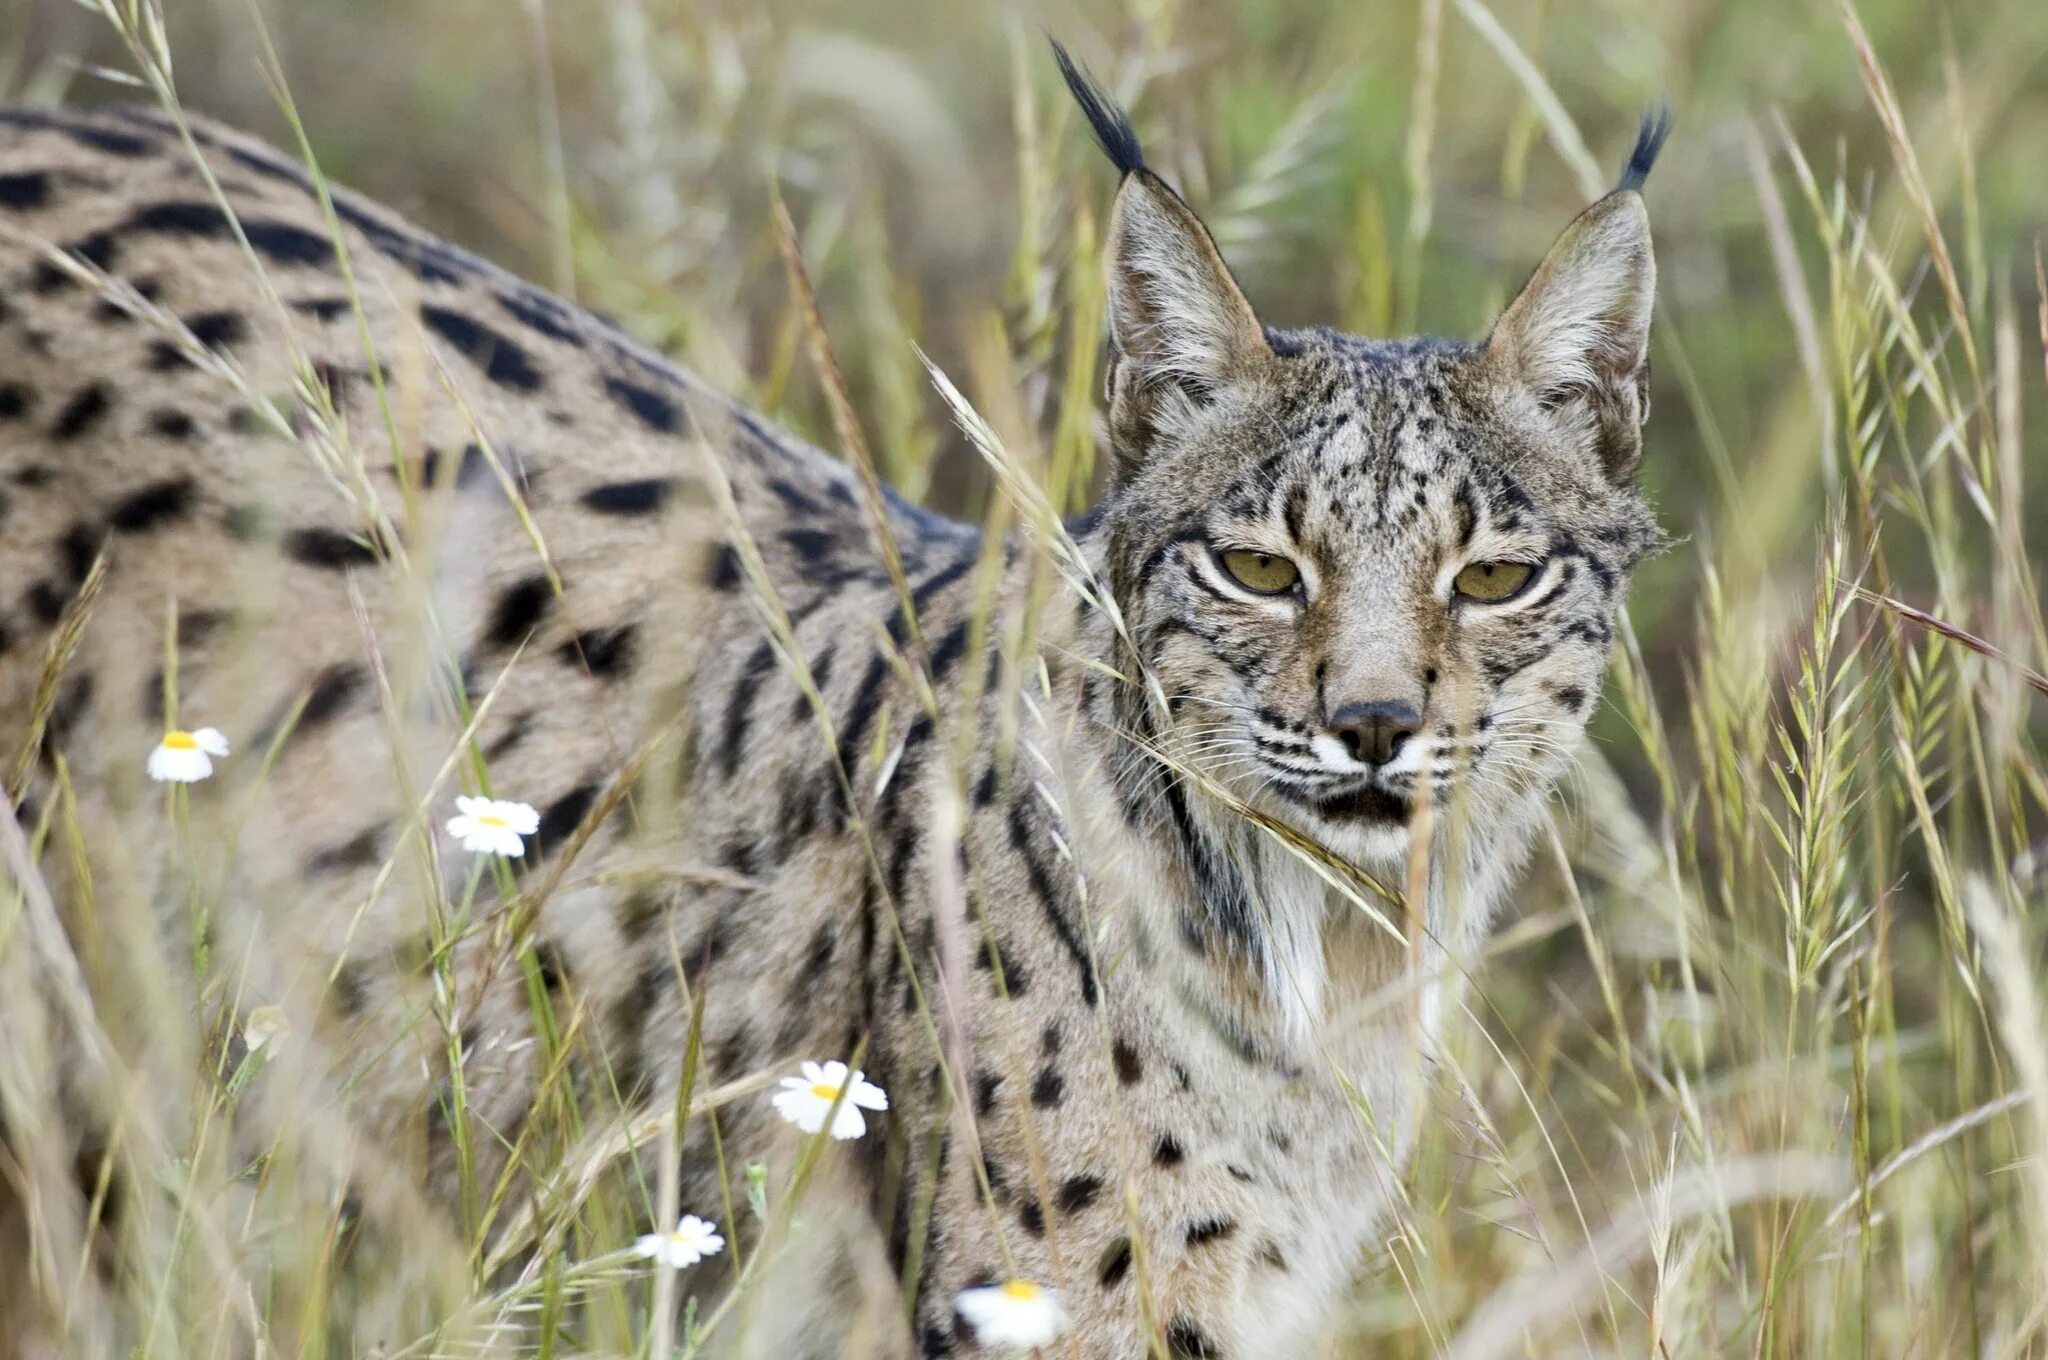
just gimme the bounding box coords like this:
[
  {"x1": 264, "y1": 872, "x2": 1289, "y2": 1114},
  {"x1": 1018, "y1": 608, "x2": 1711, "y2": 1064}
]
[{"x1": 2, "y1": 0, "x2": 2046, "y2": 1355}]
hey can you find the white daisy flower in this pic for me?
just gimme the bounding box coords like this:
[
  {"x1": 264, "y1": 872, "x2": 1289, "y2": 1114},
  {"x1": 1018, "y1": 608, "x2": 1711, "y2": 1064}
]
[
  {"x1": 771, "y1": 1059, "x2": 889, "y2": 1140},
  {"x1": 242, "y1": 1005, "x2": 289, "y2": 1053},
  {"x1": 633, "y1": 1213, "x2": 725, "y2": 1269},
  {"x1": 445, "y1": 795, "x2": 540, "y2": 858},
  {"x1": 147, "y1": 727, "x2": 230, "y2": 783},
  {"x1": 954, "y1": 1280, "x2": 1070, "y2": 1351}
]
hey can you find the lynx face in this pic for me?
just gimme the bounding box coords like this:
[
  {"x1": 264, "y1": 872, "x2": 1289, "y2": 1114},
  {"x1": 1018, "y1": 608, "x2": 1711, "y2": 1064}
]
[
  {"x1": 1107, "y1": 329, "x2": 1660, "y2": 869},
  {"x1": 1064, "y1": 47, "x2": 1667, "y2": 877}
]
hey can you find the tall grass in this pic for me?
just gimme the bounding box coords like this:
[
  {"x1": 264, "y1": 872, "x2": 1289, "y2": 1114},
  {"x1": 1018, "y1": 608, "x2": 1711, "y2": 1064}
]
[{"x1": 2, "y1": 0, "x2": 2045, "y2": 1355}]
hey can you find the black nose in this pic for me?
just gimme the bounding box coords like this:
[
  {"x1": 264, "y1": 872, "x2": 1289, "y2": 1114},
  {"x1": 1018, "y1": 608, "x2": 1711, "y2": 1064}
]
[{"x1": 1330, "y1": 701, "x2": 1421, "y2": 767}]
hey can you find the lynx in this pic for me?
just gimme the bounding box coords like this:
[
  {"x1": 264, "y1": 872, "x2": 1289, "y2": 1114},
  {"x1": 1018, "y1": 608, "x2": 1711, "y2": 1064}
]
[{"x1": 0, "y1": 47, "x2": 1664, "y2": 1358}]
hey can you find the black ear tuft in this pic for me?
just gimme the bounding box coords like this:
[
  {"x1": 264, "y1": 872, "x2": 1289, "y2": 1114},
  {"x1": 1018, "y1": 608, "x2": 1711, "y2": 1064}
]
[
  {"x1": 1614, "y1": 103, "x2": 1671, "y2": 194},
  {"x1": 1051, "y1": 39, "x2": 1144, "y2": 177}
]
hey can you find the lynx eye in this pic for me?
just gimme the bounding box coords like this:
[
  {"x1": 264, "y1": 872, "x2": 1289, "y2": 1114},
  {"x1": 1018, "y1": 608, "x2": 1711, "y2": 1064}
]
[
  {"x1": 1218, "y1": 550, "x2": 1301, "y2": 596},
  {"x1": 1452, "y1": 560, "x2": 1536, "y2": 602}
]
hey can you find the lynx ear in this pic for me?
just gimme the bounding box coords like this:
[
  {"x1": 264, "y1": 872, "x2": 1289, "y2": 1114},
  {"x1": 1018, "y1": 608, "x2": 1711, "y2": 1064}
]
[
  {"x1": 1052, "y1": 39, "x2": 1270, "y2": 460},
  {"x1": 1102, "y1": 172, "x2": 1272, "y2": 445},
  {"x1": 1489, "y1": 188, "x2": 1656, "y2": 479}
]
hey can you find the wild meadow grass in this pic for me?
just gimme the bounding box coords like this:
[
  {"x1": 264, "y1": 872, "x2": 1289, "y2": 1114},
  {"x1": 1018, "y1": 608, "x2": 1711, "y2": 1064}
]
[{"x1": 1, "y1": 0, "x2": 2045, "y2": 1355}]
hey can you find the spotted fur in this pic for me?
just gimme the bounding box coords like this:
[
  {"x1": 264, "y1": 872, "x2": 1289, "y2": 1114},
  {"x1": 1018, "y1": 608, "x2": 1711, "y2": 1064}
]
[{"x1": 0, "y1": 62, "x2": 1662, "y2": 1357}]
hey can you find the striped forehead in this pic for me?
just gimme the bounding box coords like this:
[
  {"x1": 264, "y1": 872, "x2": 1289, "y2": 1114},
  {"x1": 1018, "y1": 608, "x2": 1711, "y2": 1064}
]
[{"x1": 1225, "y1": 336, "x2": 1494, "y2": 549}]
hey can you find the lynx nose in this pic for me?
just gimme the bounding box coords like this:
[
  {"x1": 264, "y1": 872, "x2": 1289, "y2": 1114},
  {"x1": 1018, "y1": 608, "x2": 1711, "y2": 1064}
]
[{"x1": 1330, "y1": 700, "x2": 1422, "y2": 767}]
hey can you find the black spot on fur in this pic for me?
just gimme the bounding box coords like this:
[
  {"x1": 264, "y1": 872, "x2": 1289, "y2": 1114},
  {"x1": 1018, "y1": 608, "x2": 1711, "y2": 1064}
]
[
  {"x1": 783, "y1": 527, "x2": 837, "y2": 562},
  {"x1": 0, "y1": 385, "x2": 31, "y2": 420},
  {"x1": 74, "y1": 121, "x2": 153, "y2": 156},
  {"x1": 717, "y1": 641, "x2": 776, "y2": 779},
  {"x1": 1185, "y1": 1216, "x2": 1236, "y2": 1247},
  {"x1": 799, "y1": 923, "x2": 837, "y2": 983},
  {"x1": 708, "y1": 543, "x2": 741, "y2": 591},
  {"x1": 1097, "y1": 1236, "x2": 1133, "y2": 1287},
  {"x1": 602, "y1": 376, "x2": 684, "y2": 432},
  {"x1": 1552, "y1": 684, "x2": 1589, "y2": 712},
  {"x1": 29, "y1": 259, "x2": 71, "y2": 294},
  {"x1": 614, "y1": 889, "x2": 663, "y2": 945},
  {"x1": 0, "y1": 107, "x2": 151, "y2": 156},
  {"x1": 291, "y1": 295, "x2": 351, "y2": 322},
  {"x1": 496, "y1": 289, "x2": 582, "y2": 345},
  {"x1": 1112, "y1": 1038, "x2": 1143, "y2": 1085},
  {"x1": 768, "y1": 477, "x2": 824, "y2": 515},
  {"x1": 148, "y1": 410, "x2": 198, "y2": 440},
  {"x1": 484, "y1": 712, "x2": 532, "y2": 761},
  {"x1": 711, "y1": 1021, "x2": 755, "y2": 1077},
  {"x1": 300, "y1": 664, "x2": 364, "y2": 726},
  {"x1": 972, "y1": 1068, "x2": 1002, "y2": 1117},
  {"x1": 285, "y1": 526, "x2": 380, "y2": 570},
  {"x1": 971, "y1": 935, "x2": 1026, "y2": 997},
  {"x1": 26, "y1": 579, "x2": 66, "y2": 624},
  {"x1": 58, "y1": 523, "x2": 99, "y2": 582},
  {"x1": 1030, "y1": 1067, "x2": 1064, "y2": 1108},
  {"x1": 123, "y1": 201, "x2": 335, "y2": 269},
  {"x1": 330, "y1": 959, "x2": 372, "y2": 1017},
  {"x1": 185, "y1": 310, "x2": 246, "y2": 351},
  {"x1": 306, "y1": 824, "x2": 386, "y2": 875},
  {"x1": 50, "y1": 382, "x2": 112, "y2": 440},
  {"x1": 834, "y1": 652, "x2": 891, "y2": 799},
  {"x1": 533, "y1": 781, "x2": 600, "y2": 857},
  {"x1": 558, "y1": 624, "x2": 637, "y2": 678},
  {"x1": 579, "y1": 478, "x2": 673, "y2": 515},
  {"x1": 240, "y1": 218, "x2": 339, "y2": 265},
  {"x1": 48, "y1": 672, "x2": 92, "y2": 744},
  {"x1": 107, "y1": 478, "x2": 194, "y2": 533},
  {"x1": 1167, "y1": 1317, "x2": 1220, "y2": 1359},
  {"x1": 1018, "y1": 1198, "x2": 1044, "y2": 1237},
  {"x1": 1153, "y1": 1133, "x2": 1185, "y2": 1167},
  {"x1": 421, "y1": 306, "x2": 543, "y2": 391},
  {"x1": 331, "y1": 200, "x2": 469, "y2": 284},
  {"x1": 422, "y1": 441, "x2": 526, "y2": 492},
  {"x1": 927, "y1": 619, "x2": 971, "y2": 678},
  {"x1": 145, "y1": 340, "x2": 190, "y2": 372},
  {"x1": 1257, "y1": 1240, "x2": 1289, "y2": 1270},
  {"x1": 1057, "y1": 1173, "x2": 1104, "y2": 1213},
  {"x1": 0, "y1": 171, "x2": 52, "y2": 209},
  {"x1": 532, "y1": 940, "x2": 568, "y2": 993},
  {"x1": 485, "y1": 574, "x2": 555, "y2": 647},
  {"x1": 1006, "y1": 801, "x2": 1099, "y2": 1005},
  {"x1": 61, "y1": 230, "x2": 118, "y2": 280}
]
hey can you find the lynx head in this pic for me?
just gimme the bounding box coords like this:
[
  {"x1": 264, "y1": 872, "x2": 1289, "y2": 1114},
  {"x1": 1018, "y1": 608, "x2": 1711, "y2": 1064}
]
[{"x1": 1056, "y1": 46, "x2": 1666, "y2": 886}]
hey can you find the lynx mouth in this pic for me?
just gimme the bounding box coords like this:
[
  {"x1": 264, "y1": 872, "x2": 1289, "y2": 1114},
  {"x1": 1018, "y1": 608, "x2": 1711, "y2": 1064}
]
[{"x1": 1305, "y1": 782, "x2": 1412, "y2": 824}]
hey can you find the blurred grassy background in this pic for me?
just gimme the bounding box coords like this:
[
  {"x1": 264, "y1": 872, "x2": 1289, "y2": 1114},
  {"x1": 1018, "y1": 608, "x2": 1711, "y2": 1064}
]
[{"x1": 5, "y1": 0, "x2": 2047, "y2": 1355}]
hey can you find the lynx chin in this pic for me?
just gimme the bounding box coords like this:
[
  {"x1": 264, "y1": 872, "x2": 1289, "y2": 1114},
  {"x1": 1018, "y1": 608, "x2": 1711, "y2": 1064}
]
[{"x1": 0, "y1": 42, "x2": 1666, "y2": 1357}]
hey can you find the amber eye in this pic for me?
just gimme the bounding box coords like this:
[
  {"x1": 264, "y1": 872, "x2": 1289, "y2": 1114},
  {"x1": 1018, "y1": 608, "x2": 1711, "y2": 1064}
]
[
  {"x1": 1453, "y1": 560, "x2": 1536, "y2": 602},
  {"x1": 1219, "y1": 550, "x2": 1301, "y2": 596}
]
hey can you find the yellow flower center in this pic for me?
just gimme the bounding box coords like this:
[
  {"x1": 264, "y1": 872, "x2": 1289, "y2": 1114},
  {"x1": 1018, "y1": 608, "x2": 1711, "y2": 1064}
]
[
  {"x1": 1001, "y1": 1280, "x2": 1042, "y2": 1302},
  {"x1": 163, "y1": 731, "x2": 200, "y2": 750},
  {"x1": 478, "y1": 813, "x2": 508, "y2": 828},
  {"x1": 810, "y1": 1082, "x2": 844, "y2": 1101}
]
